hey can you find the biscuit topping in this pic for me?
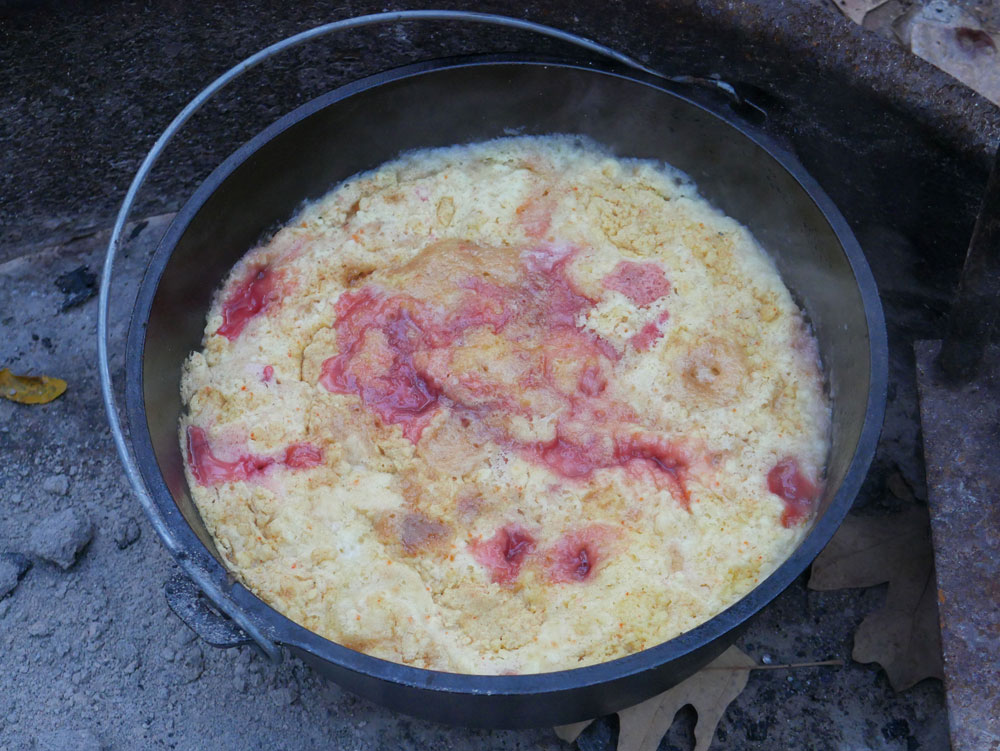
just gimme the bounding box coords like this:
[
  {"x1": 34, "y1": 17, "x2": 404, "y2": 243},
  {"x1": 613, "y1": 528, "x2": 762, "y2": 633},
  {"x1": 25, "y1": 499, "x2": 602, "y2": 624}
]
[{"x1": 180, "y1": 136, "x2": 831, "y2": 674}]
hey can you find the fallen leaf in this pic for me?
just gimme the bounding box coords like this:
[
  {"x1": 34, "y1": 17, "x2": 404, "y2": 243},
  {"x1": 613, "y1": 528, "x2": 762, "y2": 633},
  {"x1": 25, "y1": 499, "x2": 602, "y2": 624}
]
[
  {"x1": 887, "y1": 470, "x2": 916, "y2": 502},
  {"x1": 809, "y1": 505, "x2": 944, "y2": 691},
  {"x1": 0, "y1": 368, "x2": 68, "y2": 404},
  {"x1": 555, "y1": 646, "x2": 756, "y2": 750},
  {"x1": 829, "y1": 0, "x2": 891, "y2": 25},
  {"x1": 554, "y1": 721, "x2": 593, "y2": 743}
]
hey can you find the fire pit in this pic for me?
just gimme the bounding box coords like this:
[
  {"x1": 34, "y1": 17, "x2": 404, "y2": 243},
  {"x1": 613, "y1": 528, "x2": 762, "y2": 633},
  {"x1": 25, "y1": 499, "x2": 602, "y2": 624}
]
[{"x1": 1, "y1": 1, "x2": 996, "y2": 747}]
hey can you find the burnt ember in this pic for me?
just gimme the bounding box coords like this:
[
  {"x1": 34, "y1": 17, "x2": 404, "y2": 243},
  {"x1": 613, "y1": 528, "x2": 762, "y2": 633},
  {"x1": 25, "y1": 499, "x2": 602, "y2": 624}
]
[{"x1": 54, "y1": 265, "x2": 97, "y2": 311}]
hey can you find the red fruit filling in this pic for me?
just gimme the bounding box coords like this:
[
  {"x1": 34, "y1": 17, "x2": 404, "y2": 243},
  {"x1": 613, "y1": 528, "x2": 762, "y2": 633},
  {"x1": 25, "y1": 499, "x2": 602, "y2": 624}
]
[
  {"x1": 603, "y1": 261, "x2": 671, "y2": 307},
  {"x1": 629, "y1": 310, "x2": 671, "y2": 352},
  {"x1": 284, "y1": 443, "x2": 323, "y2": 469},
  {"x1": 186, "y1": 427, "x2": 324, "y2": 486},
  {"x1": 470, "y1": 525, "x2": 537, "y2": 584},
  {"x1": 217, "y1": 265, "x2": 279, "y2": 340},
  {"x1": 186, "y1": 426, "x2": 274, "y2": 486},
  {"x1": 630, "y1": 322, "x2": 663, "y2": 351},
  {"x1": 767, "y1": 457, "x2": 818, "y2": 527},
  {"x1": 318, "y1": 242, "x2": 692, "y2": 510},
  {"x1": 615, "y1": 433, "x2": 691, "y2": 509},
  {"x1": 319, "y1": 291, "x2": 443, "y2": 442},
  {"x1": 546, "y1": 526, "x2": 615, "y2": 583}
]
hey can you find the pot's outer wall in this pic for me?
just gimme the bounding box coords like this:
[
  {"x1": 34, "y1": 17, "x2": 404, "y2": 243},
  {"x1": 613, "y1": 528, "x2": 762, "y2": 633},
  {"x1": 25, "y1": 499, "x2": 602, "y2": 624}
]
[{"x1": 127, "y1": 61, "x2": 886, "y2": 727}]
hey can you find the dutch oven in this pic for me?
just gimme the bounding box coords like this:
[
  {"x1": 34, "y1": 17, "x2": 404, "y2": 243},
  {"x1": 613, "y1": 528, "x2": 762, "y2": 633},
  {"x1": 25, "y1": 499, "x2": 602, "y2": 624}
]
[{"x1": 101, "y1": 13, "x2": 887, "y2": 729}]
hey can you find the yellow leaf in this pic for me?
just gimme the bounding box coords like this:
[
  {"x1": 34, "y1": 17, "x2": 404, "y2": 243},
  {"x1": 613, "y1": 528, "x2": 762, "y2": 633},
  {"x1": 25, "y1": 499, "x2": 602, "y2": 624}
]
[{"x1": 0, "y1": 367, "x2": 68, "y2": 404}]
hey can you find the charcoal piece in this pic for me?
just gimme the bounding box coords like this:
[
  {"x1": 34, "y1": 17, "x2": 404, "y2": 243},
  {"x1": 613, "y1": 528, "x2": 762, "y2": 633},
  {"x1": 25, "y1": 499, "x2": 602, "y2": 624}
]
[{"x1": 54, "y1": 265, "x2": 97, "y2": 311}]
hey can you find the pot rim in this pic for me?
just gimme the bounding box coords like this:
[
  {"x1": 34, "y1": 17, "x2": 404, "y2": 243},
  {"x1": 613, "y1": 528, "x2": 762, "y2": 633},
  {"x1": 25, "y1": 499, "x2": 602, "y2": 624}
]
[{"x1": 123, "y1": 56, "x2": 888, "y2": 697}]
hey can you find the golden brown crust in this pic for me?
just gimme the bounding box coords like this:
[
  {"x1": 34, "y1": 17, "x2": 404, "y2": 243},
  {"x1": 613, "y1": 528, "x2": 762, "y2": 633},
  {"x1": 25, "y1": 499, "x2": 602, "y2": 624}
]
[{"x1": 179, "y1": 136, "x2": 830, "y2": 674}]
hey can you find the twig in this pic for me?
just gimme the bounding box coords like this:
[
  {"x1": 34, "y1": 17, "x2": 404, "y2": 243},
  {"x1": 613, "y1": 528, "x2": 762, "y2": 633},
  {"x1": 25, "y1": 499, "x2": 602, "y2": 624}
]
[{"x1": 703, "y1": 658, "x2": 844, "y2": 671}]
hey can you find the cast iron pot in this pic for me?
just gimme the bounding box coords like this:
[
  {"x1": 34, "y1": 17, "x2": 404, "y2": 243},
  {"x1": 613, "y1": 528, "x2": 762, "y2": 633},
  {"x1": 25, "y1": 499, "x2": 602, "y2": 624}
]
[{"x1": 124, "y1": 57, "x2": 887, "y2": 728}]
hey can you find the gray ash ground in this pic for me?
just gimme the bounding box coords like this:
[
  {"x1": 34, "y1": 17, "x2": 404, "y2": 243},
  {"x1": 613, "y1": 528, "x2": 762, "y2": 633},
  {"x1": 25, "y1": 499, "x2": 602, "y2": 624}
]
[
  {"x1": 2, "y1": 0, "x2": 980, "y2": 745},
  {"x1": 0, "y1": 213, "x2": 948, "y2": 750}
]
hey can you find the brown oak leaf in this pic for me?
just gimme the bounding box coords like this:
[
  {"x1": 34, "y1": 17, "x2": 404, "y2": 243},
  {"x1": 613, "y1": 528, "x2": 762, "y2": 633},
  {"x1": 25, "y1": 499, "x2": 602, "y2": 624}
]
[
  {"x1": 808, "y1": 505, "x2": 944, "y2": 691},
  {"x1": 555, "y1": 646, "x2": 756, "y2": 751}
]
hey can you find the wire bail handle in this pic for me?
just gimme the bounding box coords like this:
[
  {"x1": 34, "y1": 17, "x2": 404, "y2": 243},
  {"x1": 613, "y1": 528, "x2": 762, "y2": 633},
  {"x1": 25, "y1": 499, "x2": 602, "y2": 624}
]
[{"x1": 96, "y1": 10, "x2": 673, "y2": 661}]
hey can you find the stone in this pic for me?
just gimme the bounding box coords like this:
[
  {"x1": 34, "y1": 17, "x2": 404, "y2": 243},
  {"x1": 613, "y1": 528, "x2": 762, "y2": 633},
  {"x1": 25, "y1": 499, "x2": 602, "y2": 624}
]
[
  {"x1": 41, "y1": 474, "x2": 69, "y2": 496},
  {"x1": 27, "y1": 621, "x2": 54, "y2": 638},
  {"x1": 29, "y1": 508, "x2": 93, "y2": 569},
  {"x1": 33, "y1": 729, "x2": 102, "y2": 751},
  {"x1": 0, "y1": 552, "x2": 31, "y2": 599},
  {"x1": 170, "y1": 625, "x2": 196, "y2": 648},
  {"x1": 271, "y1": 686, "x2": 299, "y2": 707},
  {"x1": 112, "y1": 517, "x2": 141, "y2": 550},
  {"x1": 173, "y1": 643, "x2": 204, "y2": 684}
]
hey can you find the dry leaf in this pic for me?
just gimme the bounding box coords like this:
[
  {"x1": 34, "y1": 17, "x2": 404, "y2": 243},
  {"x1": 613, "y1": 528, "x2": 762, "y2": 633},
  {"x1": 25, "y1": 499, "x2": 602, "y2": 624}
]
[
  {"x1": 555, "y1": 646, "x2": 755, "y2": 750},
  {"x1": 0, "y1": 368, "x2": 67, "y2": 404},
  {"x1": 809, "y1": 506, "x2": 944, "y2": 691},
  {"x1": 829, "y1": 0, "x2": 891, "y2": 25},
  {"x1": 887, "y1": 471, "x2": 916, "y2": 502},
  {"x1": 555, "y1": 721, "x2": 593, "y2": 743}
]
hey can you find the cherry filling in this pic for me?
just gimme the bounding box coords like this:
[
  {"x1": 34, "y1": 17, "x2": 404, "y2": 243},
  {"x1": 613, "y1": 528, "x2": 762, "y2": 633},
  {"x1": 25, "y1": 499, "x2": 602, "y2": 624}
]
[
  {"x1": 186, "y1": 426, "x2": 273, "y2": 486},
  {"x1": 630, "y1": 311, "x2": 671, "y2": 352},
  {"x1": 319, "y1": 242, "x2": 690, "y2": 523},
  {"x1": 546, "y1": 526, "x2": 615, "y2": 583},
  {"x1": 319, "y1": 244, "x2": 605, "y2": 442},
  {"x1": 470, "y1": 525, "x2": 537, "y2": 584},
  {"x1": 603, "y1": 260, "x2": 671, "y2": 307},
  {"x1": 319, "y1": 292, "x2": 442, "y2": 442},
  {"x1": 614, "y1": 434, "x2": 691, "y2": 509},
  {"x1": 534, "y1": 433, "x2": 611, "y2": 479},
  {"x1": 284, "y1": 443, "x2": 323, "y2": 469},
  {"x1": 767, "y1": 457, "x2": 818, "y2": 527},
  {"x1": 217, "y1": 265, "x2": 279, "y2": 340},
  {"x1": 186, "y1": 426, "x2": 323, "y2": 486}
]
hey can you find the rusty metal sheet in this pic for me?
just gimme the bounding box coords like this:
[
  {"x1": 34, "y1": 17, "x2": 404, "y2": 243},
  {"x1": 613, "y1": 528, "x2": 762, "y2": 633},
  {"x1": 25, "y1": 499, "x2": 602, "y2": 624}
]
[{"x1": 915, "y1": 340, "x2": 1000, "y2": 751}]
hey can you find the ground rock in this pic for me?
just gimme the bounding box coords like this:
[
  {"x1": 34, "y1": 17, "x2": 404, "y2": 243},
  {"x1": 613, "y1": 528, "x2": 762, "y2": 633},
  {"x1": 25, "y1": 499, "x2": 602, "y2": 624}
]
[
  {"x1": 172, "y1": 643, "x2": 205, "y2": 684},
  {"x1": 112, "y1": 517, "x2": 140, "y2": 549},
  {"x1": 0, "y1": 552, "x2": 32, "y2": 598},
  {"x1": 29, "y1": 508, "x2": 93, "y2": 569},
  {"x1": 271, "y1": 685, "x2": 299, "y2": 707},
  {"x1": 28, "y1": 620, "x2": 54, "y2": 637},
  {"x1": 41, "y1": 474, "x2": 69, "y2": 496}
]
